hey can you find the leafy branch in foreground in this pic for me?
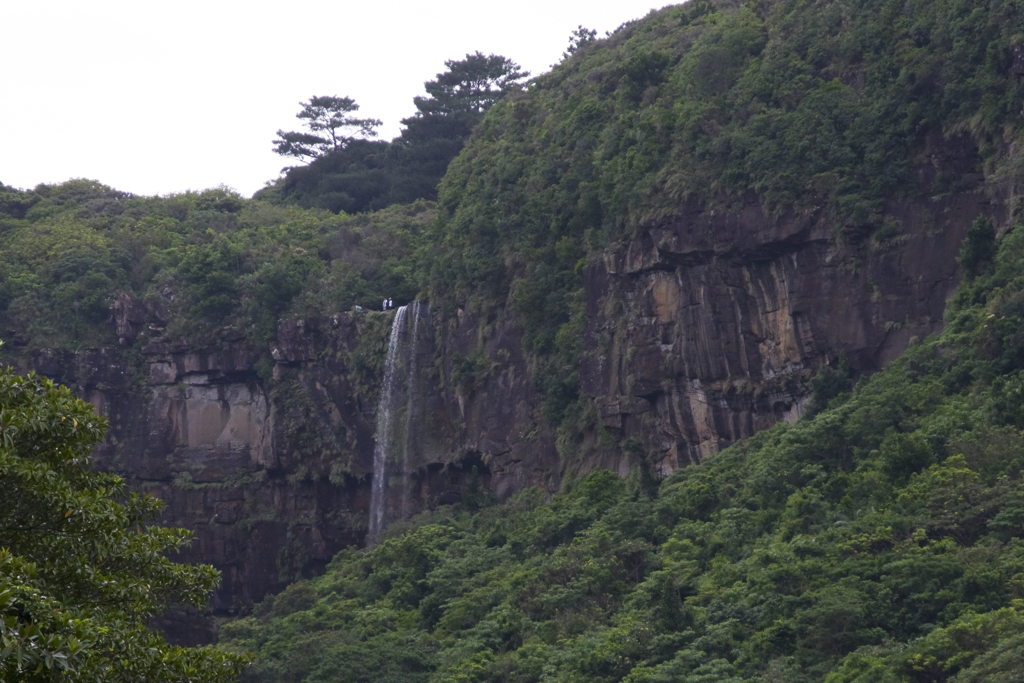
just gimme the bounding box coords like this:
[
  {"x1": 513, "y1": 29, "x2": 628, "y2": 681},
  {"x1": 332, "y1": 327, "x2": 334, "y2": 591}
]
[{"x1": 0, "y1": 357, "x2": 248, "y2": 682}]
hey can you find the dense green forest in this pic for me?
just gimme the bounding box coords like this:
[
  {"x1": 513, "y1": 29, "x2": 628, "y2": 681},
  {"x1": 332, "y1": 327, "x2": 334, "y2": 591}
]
[
  {"x1": 422, "y1": 0, "x2": 1024, "y2": 435},
  {"x1": 0, "y1": 181, "x2": 430, "y2": 351},
  {"x1": 217, "y1": 218, "x2": 1024, "y2": 681},
  {"x1": 5, "y1": 0, "x2": 1018, "y2": 437},
  {"x1": 4, "y1": 0, "x2": 1021, "y2": 375},
  {"x1": 212, "y1": 0, "x2": 1024, "y2": 680},
  {"x1": 4, "y1": 0, "x2": 1024, "y2": 679}
]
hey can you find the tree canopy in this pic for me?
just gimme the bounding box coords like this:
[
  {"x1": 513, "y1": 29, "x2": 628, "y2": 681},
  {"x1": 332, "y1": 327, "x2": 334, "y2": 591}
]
[
  {"x1": 0, "y1": 181, "x2": 432, "y2": 353},
  {"x1": 421, "y1": 0, "x2": 1024, "y2": 444},
  {"x1": 0, "y1": 358, "x2": 248, "y2": 681},
  {"x1": 261, "y1": 53, "x2": 529, "y2": 214},
  {"x1": 406, "y1": 52, "x2": 529, "y2": 119},
  {"x1": 562, "y1": 25, "x2": 597, "y2": 60},
  {"x1": 395, "y1": 52, "x2": 529, "y2": 156},
  {"x1": 273, "y1": 96, "x2": 382, "y2": 162}
]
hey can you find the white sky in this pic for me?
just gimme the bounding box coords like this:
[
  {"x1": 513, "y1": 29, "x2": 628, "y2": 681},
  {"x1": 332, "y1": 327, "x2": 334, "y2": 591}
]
[{"x1": 0, "y1": 1, "x2": 670, "y2": 198}]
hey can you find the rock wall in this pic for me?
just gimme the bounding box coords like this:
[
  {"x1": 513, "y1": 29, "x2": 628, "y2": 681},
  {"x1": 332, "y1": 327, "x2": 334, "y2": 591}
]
[
  {"x1": 580, "y1": 189, "x2": 995, "y2": 473},
  {"x1": 21, "y1": 312, "x2": 501, "y2": 643},
  {"x1": 12, "y1": 179, "x2": 998, "y2": 642}
]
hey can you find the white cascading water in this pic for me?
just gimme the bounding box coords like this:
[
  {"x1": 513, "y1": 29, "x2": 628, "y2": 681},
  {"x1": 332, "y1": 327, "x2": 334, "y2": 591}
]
[
  {"x1": 367, "y1": 301, "x2": 424, "y2": 543},
  {"x1": 400, "y1": 302, "x2": 422, "y2": 521}
]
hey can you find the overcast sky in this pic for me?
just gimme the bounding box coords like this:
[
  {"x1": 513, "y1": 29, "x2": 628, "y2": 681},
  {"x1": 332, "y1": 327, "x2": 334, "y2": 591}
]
[{"x1": 1, "y1": 1, "x2": 671, "y2": 198}]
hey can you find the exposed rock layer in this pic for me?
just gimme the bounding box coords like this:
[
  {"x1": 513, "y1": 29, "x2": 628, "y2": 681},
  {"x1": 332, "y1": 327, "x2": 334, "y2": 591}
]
[
  {"x1": 14, "y1": 183, "x2": 996, "y2": 642},
  {"x1": 581, "y1": 190, "x2": 993, "y2": 472}
]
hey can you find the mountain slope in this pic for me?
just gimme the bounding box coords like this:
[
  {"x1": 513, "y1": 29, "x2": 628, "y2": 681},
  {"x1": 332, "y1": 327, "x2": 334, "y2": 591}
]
[
  {"x1": 3, "y1": 0, "x2": 1024, "y2": 637},
  {"x1": 221, "y1": 219, "x2": 1024, "y2": 682},
  {"x1": 418, "y1": 0, "x2": 1021, "y2": 469},
  {"x1": 431, "y1": 0, "x2": 1023, "y2": 311}
]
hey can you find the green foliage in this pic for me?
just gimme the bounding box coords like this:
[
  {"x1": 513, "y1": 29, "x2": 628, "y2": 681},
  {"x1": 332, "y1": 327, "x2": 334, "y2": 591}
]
[
  {"x1": 958, "y1": 217, "x2": 998, "y2": 278},
  {"x1": 273, "y1": 96, "x2": 382, "y2": 162},
  {"x1": 414, "y1": 52, "x2": 529, "y2": 116},
  {"x1": 422, "y1": 0, "x2": 1024, "y2": 437},
  {"x1": 222, "y1": 225, "x2": 1024, "y2": 681},
  {"x1": 0, "y1": 181, "x2": 431, "y2": 351},
  {"x1": 806, "y1": 352, "x2": 854, "y2": 417},
  {"x1": 562, "y1": 25, "x2": 597, "y2": 60},
  {"x1": 265, "y1": 139, "x2": 396, "y2": 214},
  {"x1": 449, "y1": 349, "x2": 490, "y2": 395},
  {"x1": 0, "y1": 360, "x2": 248, "y2": 681},
  {"x1": 264, "y1": 53, "x2": 529, "y2": 215}
]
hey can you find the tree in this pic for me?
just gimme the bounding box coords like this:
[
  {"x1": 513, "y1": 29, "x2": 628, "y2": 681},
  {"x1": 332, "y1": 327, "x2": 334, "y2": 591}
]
[
  {"x1": 957, "y1": 216, "x2": 997, "y2": 278},
  {"x1": 274, "y1": 96, "x2": 382, "y2": 162},
  {"x1": 562, "y1": 25, "x2": 597, "y2": 60},
  {"x1": 0, "y1": 358, "x2": 248, "y2": 682},
  {"x1": 403, "y1": 52, "x2": 529, "y2": 125},
  {"x1": 263, "y1": 54, "x2": 529, "y2": 214},
  {"x1": 273, "y1": 138, "x2": 393, "y2": 214},
  {"x1": 387, "y1": 53, "x2": 529, "y2": 202}
]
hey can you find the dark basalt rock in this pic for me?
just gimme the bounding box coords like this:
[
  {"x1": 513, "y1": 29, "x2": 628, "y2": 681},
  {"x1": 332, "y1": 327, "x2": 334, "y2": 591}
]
[
  {"x1": 8, "y1": 150, "x2": 1001, "y2": 644},
  {"x1": 580, "y1": 187, "x2": 996, "y2": 472}
]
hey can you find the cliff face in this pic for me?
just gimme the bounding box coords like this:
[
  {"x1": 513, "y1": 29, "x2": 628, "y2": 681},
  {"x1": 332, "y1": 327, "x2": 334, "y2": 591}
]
[
  {"x1": 1, "y1": 0, "x2": 1016, "y2": 653},
  {"x1": 580, "y1": 188, "x2": 995, "y2": 472},
  {"x1": 26, "y1": 332, "x2": 369, "y2": 643},
  {"x1": 14, "y1": 178, "x2": 994, "y2": 643}
]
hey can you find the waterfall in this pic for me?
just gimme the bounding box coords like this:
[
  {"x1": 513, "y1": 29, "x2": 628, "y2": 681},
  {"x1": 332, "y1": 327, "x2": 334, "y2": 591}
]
[
  {"x1": 400, "y1": 302, "x2": 422, "y2": 521},
  {"x1": 367, "y1": 301, "x2": 424, "y2": 543}
]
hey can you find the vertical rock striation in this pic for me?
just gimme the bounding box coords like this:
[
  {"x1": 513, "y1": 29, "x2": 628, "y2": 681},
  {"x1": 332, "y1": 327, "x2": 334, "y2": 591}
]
[
  {"x1": 10, "y1": 179, "x2": 999, "y2": 635},
  {"x1": 580, "y1": 191, "x2": 996, "y2": 473}
]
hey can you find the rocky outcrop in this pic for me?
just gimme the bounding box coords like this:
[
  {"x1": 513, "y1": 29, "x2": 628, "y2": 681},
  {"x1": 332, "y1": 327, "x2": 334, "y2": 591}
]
[
  {"x1": 580, "y1": 189, "x2": 995, "y2": 472},
  {"x1": 14, "y1": 180, "x2": 998, "y2": 643},
  {"x1": 20, "y1": 334, "x2": 369, "y2": 644},
  {"x1": 21, "y1": 312, "x2": 500, "y2": 642}
]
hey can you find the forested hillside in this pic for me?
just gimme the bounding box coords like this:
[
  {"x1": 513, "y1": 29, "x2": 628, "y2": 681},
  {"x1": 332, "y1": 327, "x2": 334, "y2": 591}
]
[
  {"x1": 422, "y1": 0, "x2": 1024, "y2": 441},
  {"x1": 0, "y1": 181, "x2": 430, "y2": 352},
  {"x1": 219, "y1": 219, "x2": 1024, "y2": 682},
  {"x1": 213, "y1": 0, "x2": 1024, "y2": 679},
  {"x1": 3, "y1": 0, "x2": 1021, "y2": 412},
  {"x1": 4, "y1": 0, "x2": 1024, "y2": 676}
]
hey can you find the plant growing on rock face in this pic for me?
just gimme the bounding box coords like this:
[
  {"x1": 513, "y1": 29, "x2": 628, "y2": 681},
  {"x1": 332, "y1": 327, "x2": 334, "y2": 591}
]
[
  {"x1": 422, "y1": 0, "x2": 1024, "y2": 446},
  {"x1": 959, "y1": 216, "x2": 998, "y2": 278},
  {"x1": 0, "y1": 359, "x2": 248, "y2": 682}
]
